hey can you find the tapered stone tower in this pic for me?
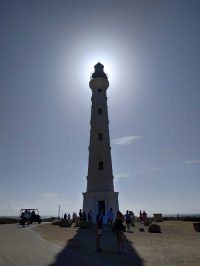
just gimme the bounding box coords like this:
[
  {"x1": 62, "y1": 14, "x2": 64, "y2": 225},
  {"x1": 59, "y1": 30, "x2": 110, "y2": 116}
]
[{"x1": 83, "y1": 63, "x2": 119, "y2": 221}]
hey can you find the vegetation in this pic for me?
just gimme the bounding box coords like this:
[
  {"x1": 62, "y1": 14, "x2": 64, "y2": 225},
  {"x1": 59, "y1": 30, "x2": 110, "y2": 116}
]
[
  {"x1": 59, "y1": 219, "x2": 72, "y2": 227},
  {"x1": 42, "y1": 217, "x2": 56, "y2": 222},
  {"x1": 51, "y1": 219, "x2": 60, "y2": 225},
  {"x1": 74, "y1": 219, "x2": 90, "y2": 229},
  {"x1": 0, "y1": 218, "x2": 18, "y2": 224},
  {"x1": 182, "y1": 216, "x2": 200, "y2": 222},
  {"x1": 163, "y1": 216, "x2": 200, "y2": 222}
]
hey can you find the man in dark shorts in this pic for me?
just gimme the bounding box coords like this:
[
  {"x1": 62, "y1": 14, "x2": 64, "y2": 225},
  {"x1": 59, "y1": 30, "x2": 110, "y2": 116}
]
[{"x1": 96, "y1": 208, "x2": 104, "y2": 252}]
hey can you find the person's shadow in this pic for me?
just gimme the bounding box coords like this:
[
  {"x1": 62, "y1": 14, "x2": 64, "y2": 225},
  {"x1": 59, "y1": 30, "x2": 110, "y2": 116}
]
[{"x1": 49, "y1": 223, "x2": 144, "y2": 266}]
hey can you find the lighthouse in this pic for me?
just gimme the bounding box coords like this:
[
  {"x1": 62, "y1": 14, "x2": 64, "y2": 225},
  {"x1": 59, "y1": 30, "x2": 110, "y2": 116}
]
[{"x1": 83, "y1": 62, "x2": 119, "y2": 222}]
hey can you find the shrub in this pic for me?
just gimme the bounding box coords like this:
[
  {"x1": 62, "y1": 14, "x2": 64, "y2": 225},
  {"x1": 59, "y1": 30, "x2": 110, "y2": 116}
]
[
  {"x1": 80, "y1": 221, "x2": 90, "y2": 229},
  {"x1": 42, "y1": 217, "x2": 56, "y2": 222},
  {"x1": 183, "y1": 217, "x2": 200, "y2": 222},
  {"x1": 0, "y1": 218, "x2": 18, "y2": 224},
  {"x1": 75, "y1": 220, "x2": 90, "y2": 229},
  {"x1": 59, "y1": 219, "x2": 72, "y2": 227}
]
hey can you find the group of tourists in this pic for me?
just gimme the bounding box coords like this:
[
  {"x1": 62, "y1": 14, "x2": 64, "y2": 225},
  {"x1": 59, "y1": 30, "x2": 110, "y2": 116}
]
[
  {"x1": 21, "y1": 209, "x2": 36, "y2": 225},
  {"x1": 63, "y1": 213, "x2": 71, "y2": 220},
  {"x1": 63, "y1": 210, "x2": 93, "y2": 223},
  {"x1": 63, "y1": 207, "x2": 146, "y2": 253},
  {"x1": 21, "y1": 209, "x2": 31, "y2": 225},
  {"x1": 103, "y1": 209, "x2": 147, "y2": 253},
  {"x1": 139, "y1": 210, "x2": 147, "y2": 223},
  {"x1": 96, "y1": 208, "x2": 136, "y2": 253},
  {"x1": 79, "y1": 209, "x2": 93, "y2": 223}
]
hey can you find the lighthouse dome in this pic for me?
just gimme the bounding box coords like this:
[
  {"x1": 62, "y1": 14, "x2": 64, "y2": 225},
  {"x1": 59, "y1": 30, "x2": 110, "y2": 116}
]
[{"x1": 92, "y1": 62, "x2": 108, "y2": 79}]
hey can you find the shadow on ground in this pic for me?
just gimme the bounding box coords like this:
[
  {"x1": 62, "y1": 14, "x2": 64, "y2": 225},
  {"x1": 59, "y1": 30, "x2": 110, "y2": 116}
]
[{"x1": 49, "y1": 224, "x2": 144, "y2": 266}]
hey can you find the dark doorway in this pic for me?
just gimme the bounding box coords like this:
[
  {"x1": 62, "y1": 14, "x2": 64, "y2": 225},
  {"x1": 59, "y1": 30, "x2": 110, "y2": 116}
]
[
  {"x1": 98, "y1": 200, "x2": 105, "y2": 215},
  {"x1": 98, "y1": 161, "x2": 103, "y2": 170},
  {"x1": 98, "y1": 133, "x2": 103, "y2": 141},
  {"x1": 98, "y1": 107, "x2": 102, "y2": 114}
]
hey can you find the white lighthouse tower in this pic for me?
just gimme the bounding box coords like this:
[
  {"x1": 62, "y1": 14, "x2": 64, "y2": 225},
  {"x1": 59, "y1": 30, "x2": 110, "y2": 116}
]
[{"x1": 83, "y1": 62, "x2": 119, "y2": 221}]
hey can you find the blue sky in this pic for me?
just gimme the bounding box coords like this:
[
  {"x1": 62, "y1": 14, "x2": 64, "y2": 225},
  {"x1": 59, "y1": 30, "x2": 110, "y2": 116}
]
[{"x1": 0, "y1": 0, "x2": 200, "y2": 216}]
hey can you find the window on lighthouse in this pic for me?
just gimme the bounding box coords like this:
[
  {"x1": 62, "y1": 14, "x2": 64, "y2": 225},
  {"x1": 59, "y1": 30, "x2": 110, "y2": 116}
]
[
  {"x1": 98, "y1": 108, "x2": 102, "y2": 114},
  {"x1": 98, "y1": 133, "x2": 103, "y2": 141},
  {"x1": 98, "y1": 88, "x2": 102, "y2": 93},
  {"x1": 98, "y1": 161, "x2": 104, "y2": 170}
]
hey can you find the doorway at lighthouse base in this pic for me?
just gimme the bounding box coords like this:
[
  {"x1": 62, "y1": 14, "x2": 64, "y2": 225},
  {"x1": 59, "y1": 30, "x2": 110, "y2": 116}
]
[{"x1": 83, "y1": 191, "x2": 119, "y2": 223}]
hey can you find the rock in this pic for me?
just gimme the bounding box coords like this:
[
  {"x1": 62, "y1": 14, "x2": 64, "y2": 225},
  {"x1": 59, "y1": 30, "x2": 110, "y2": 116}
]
[
  {"x1": 139, "y1": 228, "x2": 145, "y2": 232},
  {"x1": 193, "y1": 222, "x2": 200, "y2": 232},
  {"x1": 59, "y1": 219, "x2": 72, "y2": 227},
  {"x1": 148, "y1": 224, "x2": 161, "y2": 233},
  {"x1": 51, "y1": 219, "x2": 60, "y2": 225}
]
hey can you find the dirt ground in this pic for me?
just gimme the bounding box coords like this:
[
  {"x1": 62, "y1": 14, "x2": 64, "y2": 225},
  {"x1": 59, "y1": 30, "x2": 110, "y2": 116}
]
[{"x1": 35, "y1": 221, "x2": 200, "y2": 266}]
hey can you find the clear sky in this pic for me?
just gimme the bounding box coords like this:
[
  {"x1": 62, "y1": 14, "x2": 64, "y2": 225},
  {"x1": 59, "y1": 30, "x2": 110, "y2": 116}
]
[{"x1": 0, "y1": 0, "x2": 200, "y2": 217}]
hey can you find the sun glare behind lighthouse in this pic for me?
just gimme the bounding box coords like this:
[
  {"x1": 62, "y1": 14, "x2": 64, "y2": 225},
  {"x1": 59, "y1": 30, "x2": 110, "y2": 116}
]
[{"x1": 82, "y1": 55, "x2": 115, "y2": 84}]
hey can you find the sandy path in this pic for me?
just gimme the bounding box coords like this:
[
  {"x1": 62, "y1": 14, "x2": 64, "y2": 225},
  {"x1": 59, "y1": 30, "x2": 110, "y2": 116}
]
[
  {"x1": 1, "y1": 221, "x2": 199, "y2": 266},
  {"x1": 35, "y1": 221, "x2": 200, "y2": 266},
  {"x1": 0, "y1": 224, "x2": 62, "y2": 266},
  {"x1": 0, "y1": 223, "x2": 111, "y2": 266}
]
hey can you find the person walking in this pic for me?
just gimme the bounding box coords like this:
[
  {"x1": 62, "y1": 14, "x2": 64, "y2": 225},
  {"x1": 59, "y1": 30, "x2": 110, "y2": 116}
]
[
  {"x1": 113, "y1": 211, "x2": 126, "y2": 253},
  {"x1": 125, "y1": 210, "x2": 131, "y2": 232},
  {"x1": 96, "y1": 208, "x2": 104, "y2": 252}
]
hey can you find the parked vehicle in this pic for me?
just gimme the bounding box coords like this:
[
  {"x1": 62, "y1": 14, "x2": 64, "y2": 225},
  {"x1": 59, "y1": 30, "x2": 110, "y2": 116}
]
[{"x1": 19, "y1": 209, "x2": 42, "y2": 226}]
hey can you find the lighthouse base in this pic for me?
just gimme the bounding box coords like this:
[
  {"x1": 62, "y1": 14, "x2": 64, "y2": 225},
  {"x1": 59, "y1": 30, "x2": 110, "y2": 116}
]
[{"x1": 82, "y1": 191, "x2": 119, "y2": 223}]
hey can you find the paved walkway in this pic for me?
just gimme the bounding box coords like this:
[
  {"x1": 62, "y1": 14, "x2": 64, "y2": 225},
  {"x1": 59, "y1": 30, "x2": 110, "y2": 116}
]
[
  {"x1": 0, "y1": 224, "x2": 114, "y2": 266},
  {"x1": 0, "y1": 224, "x2": 62, "y2": 266}
]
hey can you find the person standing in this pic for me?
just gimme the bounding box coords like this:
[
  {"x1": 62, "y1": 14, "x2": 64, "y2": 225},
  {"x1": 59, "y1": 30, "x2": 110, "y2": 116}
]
[
  {"x1": 96, "y1": 208, "x2": 104, "y2": 252},
  {"x1": 24, "y1": 209, "x2": 31, "y2": 226},
  {"x1": 139, "y1": 210, "x2": 143, "y2": 223},
  {"x1": 79, "y1": 209, "x2": 83, "y2": 221},
  {"x1": 107, "y1": 207, "x2": 114, "y2": 229},
  {"x1": 130, "y1": 211, "x2": 135, "y2": 226},
  {"x1": 125, "y1": 210, "x2": 131, "y2": 232},
  {"x1": 143, "y1": 210, "x2": 147, "y2": 224},
  {"x1": 113, "y1": 211, "x2": 126, "y2": 253}
]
